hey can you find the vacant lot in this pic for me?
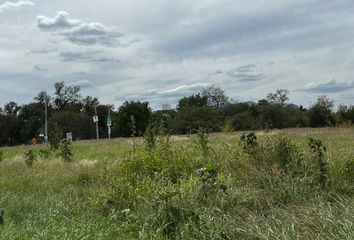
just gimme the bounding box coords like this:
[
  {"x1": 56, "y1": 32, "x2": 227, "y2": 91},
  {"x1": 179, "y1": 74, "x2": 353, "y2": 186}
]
[{"x1": 0, "y1": 128, "x2": 353, "y2": 239}]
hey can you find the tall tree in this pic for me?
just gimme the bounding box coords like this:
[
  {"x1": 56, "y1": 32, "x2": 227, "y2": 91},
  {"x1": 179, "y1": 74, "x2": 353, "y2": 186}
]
[
  {"x1": 201, "y1": 85, "x2": 230, "y2": 108},
  {"x1": 308, "y1": 95, "x2": 335, "y2": 127},
  {"x1": 266, "y1": 89, "x2": 289, "y2": 105},
  {"x1": 53, "y1": 81, "x2": 82, "y2": 111},
  {"x1": 4, "y1": 102, "x2": 20, "y2": 116}
]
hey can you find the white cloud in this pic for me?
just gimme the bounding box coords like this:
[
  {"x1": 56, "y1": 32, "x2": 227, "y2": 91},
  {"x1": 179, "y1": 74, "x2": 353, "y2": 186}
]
[
  {"x1": 68, "y1": 79, "x2": 94, "y2": 89},
  {"x1": 37, "y1": 11, "x2": 124, "y2": 46},
  {"x1": 37, "y1": 11, "x2": 80, "y2": 30},
  {"x1": 302, "y1": 79, "x2": 354, "y2": 93},
  {"x1": 0, "y1": 0, "x2": 34, "y2": 13}
]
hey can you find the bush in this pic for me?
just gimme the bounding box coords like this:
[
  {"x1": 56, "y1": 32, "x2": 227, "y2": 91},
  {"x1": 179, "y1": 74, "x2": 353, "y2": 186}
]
[
  {"x1": 60, "y1": 139, "x2": 73, "y2": 162},
  {"x1": 143, "y1": 124, "x2": 157, "y2": 150},
  {"x1": 0, "y1": 150, "x2": 4, "y2": 163},
  {"x1": 24, "y1": 149, "x2": 36, "y2": 167},
  {"x1": 273, "y1": 136, "x2": 302, "y2": 175},
  {"x1": 308, "y1": 138, "x2": 328, "y2": 189},
  {"x1": 240, "y1": 132, "x2": 258, "y2": 154},
  {"x1": 49, "y1": 123, "x2": 62, "y2": 150},
  {"x1": 195, "y1": 128, "x2": 211, "y2": 158},
  {"x1": 38, "y1": 149, "x2": 51, "y2": 159}
]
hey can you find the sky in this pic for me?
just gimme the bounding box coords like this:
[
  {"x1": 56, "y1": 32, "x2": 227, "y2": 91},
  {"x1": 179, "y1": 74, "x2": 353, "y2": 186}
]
[{"x1": 1, "y1": 0, "x2": 354, "y2": 110}]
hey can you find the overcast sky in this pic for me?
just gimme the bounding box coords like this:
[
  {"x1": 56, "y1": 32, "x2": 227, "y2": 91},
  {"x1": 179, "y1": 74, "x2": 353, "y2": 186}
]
[{"x1": 1, "y1": 0, "x2": 354, "y2": 109}]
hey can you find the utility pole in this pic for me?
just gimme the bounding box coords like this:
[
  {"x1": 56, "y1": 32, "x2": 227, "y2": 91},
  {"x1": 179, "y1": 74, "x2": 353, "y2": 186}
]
[
  {"x1": 94, "y1": 105, "x2": 99, "y2": 140},
  {"x1": 107, "y1": 105, "x2": 112, "y2": 140},
  {"x1": 44, "y1": 92, "x2": 48, "y2": 143}
]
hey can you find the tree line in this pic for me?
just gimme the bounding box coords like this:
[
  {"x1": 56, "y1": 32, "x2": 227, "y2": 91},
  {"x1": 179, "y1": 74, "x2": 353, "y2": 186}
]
[{"x1": 0, "y1": 82, "x2": 353, "y2": 146}]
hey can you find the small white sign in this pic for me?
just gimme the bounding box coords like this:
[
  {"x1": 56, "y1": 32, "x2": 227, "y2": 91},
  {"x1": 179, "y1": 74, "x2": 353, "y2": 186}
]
[
  {"x1": 66, "y1": 132, "x2": 73, "y2": 141},
  {"x1": 93, "y1": 115, "x2": 99, "y2": 123}
]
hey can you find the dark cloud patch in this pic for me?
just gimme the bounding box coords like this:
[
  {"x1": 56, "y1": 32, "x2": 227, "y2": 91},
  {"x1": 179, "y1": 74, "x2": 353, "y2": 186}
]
[
  {"x1": 33, "y1": 64, "x2": 49, "y2": 72},
  {"x1": 301, "y1": 79, "x2": 354, "y2": 93},
  {"x1": 237, "y1": 64, "x2": 257, "y2": 73},
  {"x1": 37, "y1": 11, "x2": 124, "y2": 46},
  {"x1": 227, "y1": 72, "x2": 265, "y2": 82},
  {"x1": 209, "y1": 64, "x2": 265, "y2": 82},
  {"x1": 59, "y1": 51, "x2": 120, "y2": 63},
  {"x1": 26, "y1": 48, "x2": 58, "y2": 55}
]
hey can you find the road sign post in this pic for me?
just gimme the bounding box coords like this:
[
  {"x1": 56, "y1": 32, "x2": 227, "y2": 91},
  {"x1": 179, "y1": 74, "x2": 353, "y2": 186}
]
[{"x1": 107, "y1": 106, "x2": 112, "y2": 139}]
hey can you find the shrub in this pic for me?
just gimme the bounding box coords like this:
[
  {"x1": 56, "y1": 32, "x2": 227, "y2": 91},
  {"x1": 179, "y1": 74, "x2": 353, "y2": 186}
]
[
  {"x1": 60, "y1": 139, "x2": 73, "y2": 162},
  {"x1": 308, "y1": 138, "x2": 328, "y2": 189},
  {"x1": 49, "y1": 123, "x2": 62, "y2": 150},
  {"x1": 38, "y1": 148, "x2": 51, "y2": 159},
  {"x1": 144, "y1": 124, "x2": 157, "y2": 150},
  {"x1": 274, "y1": 136, "x2": 302, "y2": 175},
  {"x1": 24, "y1": 149, "x2": 36, "y2": 167},
  {"x1": 195, "y1": 128, "x2": 211, "y2": 158},
  {"x1": 240, "y1": 132, "x2": 258, "y2": 157}
]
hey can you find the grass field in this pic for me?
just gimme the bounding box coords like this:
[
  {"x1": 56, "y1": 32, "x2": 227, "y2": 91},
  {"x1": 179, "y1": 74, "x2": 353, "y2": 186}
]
[{"x1": 0, "y1": 128, "x2": 354, "y2": 239}]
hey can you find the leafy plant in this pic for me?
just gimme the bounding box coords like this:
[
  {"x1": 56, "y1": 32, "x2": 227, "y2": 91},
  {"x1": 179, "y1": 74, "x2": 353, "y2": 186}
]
[
  {"x1": 24, "y1": 149, "x2": 36, "y2": 167},
  {"x1": 344, "y1": 159, "x2": 354, "y2": 183},
  {"x1": 49, "y1": 123, "x2": 62, "y2": 150},
  {"x1": 308, "y1": 138, "x2": 327, "y2": 189},
  {"x1": 274, "y1": 136, "x2": 302, "y2": 174},
  {"x1": 38, "y1": 148, "x2": 51, "y2": 159},
  {"x1": 60, "y1": 139, "x2": 73, "y2": 162},
  {"x1": 195, "y1": 128, "x2": 211, "y2": 157},
  {"x1": 144, "y1": 124, "x2": 157, "y2": 150},
  {"x1": 240, "y1": 132, "x2": 259, "y2": 158}
]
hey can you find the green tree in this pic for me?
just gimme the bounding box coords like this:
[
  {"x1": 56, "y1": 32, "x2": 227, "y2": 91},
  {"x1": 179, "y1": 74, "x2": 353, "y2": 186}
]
[
  {"x1": 172, "y1": 106, "x2": 223, "y2": 134},
  {"x1": 112, "y1": 101, "x2": 152, "y2": 137},
  {"x1": 49, "y1": 111, "x2": 94, "y2": 140},
  {"x1": 53, "y1": 81, "x2": 82, "y2": 111},
  {"x1": 308, "y1": 95, "x2": 335, "y2": 127},
  {"x1": 177, "y1": 94, "x2": 208, "y2": 111}
]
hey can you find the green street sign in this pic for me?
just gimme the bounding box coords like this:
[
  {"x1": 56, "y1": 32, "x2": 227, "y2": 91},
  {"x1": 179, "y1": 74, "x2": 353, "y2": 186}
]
[{"x1": 107, "y1": 117, "x2": 112, "y2": 126}]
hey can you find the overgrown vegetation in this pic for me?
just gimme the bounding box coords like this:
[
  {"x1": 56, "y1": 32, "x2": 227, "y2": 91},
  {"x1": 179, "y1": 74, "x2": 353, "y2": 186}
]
[{"x1": 0, "y1": 129, "x2": 354, "y2": 239}]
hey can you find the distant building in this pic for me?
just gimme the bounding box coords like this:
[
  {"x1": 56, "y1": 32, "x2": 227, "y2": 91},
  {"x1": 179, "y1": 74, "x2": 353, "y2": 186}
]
[{"x1": 162, "y1": 104, "x2": 171, "y2": 111}]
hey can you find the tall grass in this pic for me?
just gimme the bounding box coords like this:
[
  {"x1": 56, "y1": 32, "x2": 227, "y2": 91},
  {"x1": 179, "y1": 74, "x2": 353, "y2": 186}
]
[{"x1": 0, "y1": 128, "x2": 353, "y2": 239}]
